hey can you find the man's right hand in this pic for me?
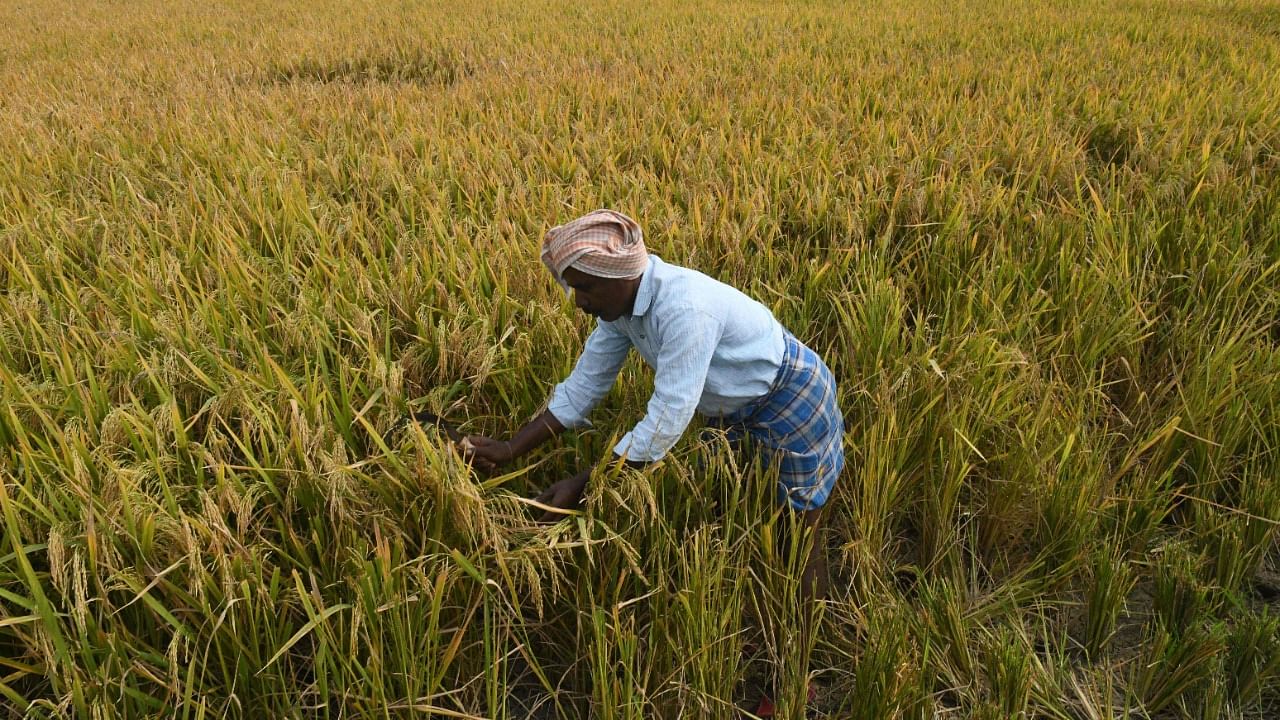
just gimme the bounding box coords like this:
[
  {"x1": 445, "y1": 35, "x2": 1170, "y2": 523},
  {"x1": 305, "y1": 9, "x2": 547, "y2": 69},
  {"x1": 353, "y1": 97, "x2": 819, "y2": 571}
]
[{"x1": 462, "y1": 435, "x2": 515, "y2": 473}]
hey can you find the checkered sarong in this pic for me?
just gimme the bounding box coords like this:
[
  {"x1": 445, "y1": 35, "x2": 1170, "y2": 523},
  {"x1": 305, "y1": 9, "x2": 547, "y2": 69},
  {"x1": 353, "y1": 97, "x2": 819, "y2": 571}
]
[{"x1": 709, "y1": 333, "x2": 844, "y2": 510}]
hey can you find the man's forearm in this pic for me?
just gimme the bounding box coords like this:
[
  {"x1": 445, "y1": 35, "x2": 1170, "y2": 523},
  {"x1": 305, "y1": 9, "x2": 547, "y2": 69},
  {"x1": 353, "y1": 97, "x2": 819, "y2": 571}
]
[{"x1": 509, "y1": 409, "x2": 566, "y2": 457}]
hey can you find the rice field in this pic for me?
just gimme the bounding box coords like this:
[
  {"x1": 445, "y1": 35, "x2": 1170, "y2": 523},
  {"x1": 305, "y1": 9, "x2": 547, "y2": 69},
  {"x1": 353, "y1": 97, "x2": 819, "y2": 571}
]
[{"x1": 1, "y1": 0, "x2": 1279, "y2": 717}]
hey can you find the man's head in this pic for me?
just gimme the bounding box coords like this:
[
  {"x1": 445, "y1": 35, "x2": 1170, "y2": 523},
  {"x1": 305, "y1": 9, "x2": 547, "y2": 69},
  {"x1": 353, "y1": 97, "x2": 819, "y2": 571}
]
[
  {"x1": 561, "y1": 265, "x2": 642, "y2": 321},
  {"x1": 541, "y1": 209, "x2": 648, "y2": 321}
]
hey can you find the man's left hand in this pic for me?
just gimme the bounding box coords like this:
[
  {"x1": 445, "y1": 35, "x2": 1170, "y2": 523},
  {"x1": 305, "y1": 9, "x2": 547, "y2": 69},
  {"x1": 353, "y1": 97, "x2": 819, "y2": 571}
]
[{"x1": 532, "y1": 470, "x2": 590, "y2": 523}]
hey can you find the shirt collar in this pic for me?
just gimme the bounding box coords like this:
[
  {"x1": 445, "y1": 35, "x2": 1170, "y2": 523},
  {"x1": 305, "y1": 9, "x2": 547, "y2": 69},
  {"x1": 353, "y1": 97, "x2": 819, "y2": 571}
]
[{"x1": 628, "y1": 256, "x2": 660, "y2": 318}]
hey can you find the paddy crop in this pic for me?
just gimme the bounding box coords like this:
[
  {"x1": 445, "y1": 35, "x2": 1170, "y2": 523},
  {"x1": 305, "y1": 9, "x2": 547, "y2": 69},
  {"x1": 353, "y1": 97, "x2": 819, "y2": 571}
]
[{"x1": 1, "y1": 0, "x2": 1278, "y2": 717}]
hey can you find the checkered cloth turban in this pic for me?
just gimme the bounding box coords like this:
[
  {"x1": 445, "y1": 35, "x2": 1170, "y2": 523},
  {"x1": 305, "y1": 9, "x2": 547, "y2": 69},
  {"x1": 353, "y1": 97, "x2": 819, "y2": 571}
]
[{"x1": 540, "y1": 209, "x2": 648, "y2": 293}]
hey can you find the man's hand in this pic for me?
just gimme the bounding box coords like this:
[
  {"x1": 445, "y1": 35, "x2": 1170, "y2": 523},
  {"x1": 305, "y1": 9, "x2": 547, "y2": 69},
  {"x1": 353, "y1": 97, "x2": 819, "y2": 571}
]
[
  {"x1": 461, "y1": 435, "x2": 514, "y2": 473},
  {"x1": 456, "y1": 411, "x2": 565, "y2": 474},
  {"x1": 532, "y1": 471, "x2": 589, "y2": 523}
]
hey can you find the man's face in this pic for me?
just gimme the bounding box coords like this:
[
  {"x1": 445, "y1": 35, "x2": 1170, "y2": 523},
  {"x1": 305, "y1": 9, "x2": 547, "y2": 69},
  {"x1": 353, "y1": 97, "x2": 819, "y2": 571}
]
[{"x1": 561, "y1": 266, "x2": 640, "y2": 322}]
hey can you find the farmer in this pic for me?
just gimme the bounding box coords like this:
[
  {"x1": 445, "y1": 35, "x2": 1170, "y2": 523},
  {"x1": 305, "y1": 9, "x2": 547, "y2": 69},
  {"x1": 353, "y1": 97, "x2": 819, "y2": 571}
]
[{"x1": 464, "y1": 209, "x2": 844, "y2": 606}]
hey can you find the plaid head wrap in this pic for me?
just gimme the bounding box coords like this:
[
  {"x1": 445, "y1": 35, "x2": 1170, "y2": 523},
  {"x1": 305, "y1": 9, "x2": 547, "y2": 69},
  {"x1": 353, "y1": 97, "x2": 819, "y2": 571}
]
[{"x1": 540, "y1": 209, "x2": 648, "y2": 293}]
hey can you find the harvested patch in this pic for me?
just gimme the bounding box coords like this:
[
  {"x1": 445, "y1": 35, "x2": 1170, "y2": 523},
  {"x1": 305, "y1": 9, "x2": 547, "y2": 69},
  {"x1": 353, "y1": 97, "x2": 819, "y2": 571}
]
[
  {"x1": 263, "y1": 44, "x2": 473, "y2": 87},
  {"x1": 1083, "y1": 119, "x2": 1140, "y2": 169}
]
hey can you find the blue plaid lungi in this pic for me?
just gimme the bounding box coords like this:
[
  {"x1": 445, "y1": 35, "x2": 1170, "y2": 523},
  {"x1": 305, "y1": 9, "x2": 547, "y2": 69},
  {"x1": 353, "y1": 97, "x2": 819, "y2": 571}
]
[{"x1": 708, "y1": 333, "x2": 844, "y2": 510}]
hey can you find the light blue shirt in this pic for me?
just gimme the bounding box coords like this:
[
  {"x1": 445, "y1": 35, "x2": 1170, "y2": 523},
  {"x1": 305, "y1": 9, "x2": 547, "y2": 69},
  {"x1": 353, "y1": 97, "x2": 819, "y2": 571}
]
[{"x1": 548, "y1": 255, "x2": 786, "y2": 462}]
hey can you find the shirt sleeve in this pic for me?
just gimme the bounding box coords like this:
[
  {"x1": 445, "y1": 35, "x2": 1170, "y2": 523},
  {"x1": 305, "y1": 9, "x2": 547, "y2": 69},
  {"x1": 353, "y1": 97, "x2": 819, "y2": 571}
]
[
  {"x1": 613, "y1": 307, "x2": 724, "y2": 462},
  {"x1": 547, "y1": 320, "x2": 633, "y2": 428}
]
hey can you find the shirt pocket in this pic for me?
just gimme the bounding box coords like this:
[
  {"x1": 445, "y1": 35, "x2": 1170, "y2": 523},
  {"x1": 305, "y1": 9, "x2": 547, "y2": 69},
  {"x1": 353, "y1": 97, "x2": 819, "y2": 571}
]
[{"x1": 631, "y1": 325, "x2": 658, "y2": 367}]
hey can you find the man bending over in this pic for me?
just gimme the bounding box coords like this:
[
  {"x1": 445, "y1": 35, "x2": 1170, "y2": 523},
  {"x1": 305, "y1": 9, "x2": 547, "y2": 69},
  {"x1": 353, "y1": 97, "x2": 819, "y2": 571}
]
[{"x1": 464, "y1": 209, "x2": 844, "y2": 609}]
